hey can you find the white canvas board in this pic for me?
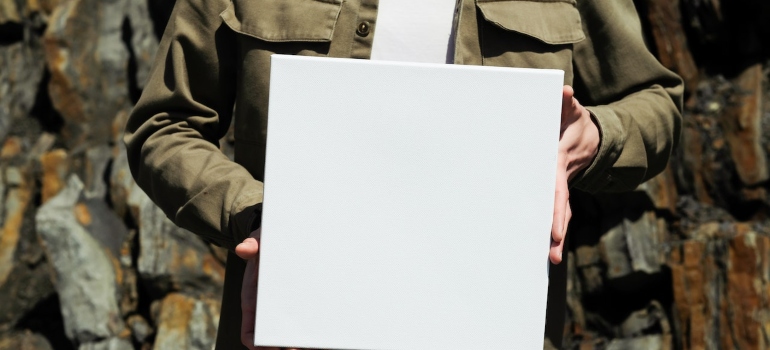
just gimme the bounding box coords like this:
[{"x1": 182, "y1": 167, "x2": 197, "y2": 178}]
[{"x1": 256, "y1": 54, "x2": 564, "y2": 350}]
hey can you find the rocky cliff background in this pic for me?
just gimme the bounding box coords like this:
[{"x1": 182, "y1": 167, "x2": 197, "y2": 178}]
[{"x1": 0, "y1": 0, "x2": 768, "y2": 349}]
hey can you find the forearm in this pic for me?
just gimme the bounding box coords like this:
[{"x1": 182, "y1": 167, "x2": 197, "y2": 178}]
[{"x1": 126, "y1": 119, "x2": 263, "y2": 249}]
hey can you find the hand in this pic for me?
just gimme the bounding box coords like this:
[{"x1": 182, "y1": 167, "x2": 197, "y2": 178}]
[
  {"x1": 236, "y1": 229, "x2": 300, "y2": 350},
  {"x1": 550, "y1": 86, "x2": 600, "y2": 264}
]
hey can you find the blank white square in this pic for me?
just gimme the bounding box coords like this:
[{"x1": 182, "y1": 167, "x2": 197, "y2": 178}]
[{"x1": 256, "y1": 55, "x2": 563, "y2": 350}]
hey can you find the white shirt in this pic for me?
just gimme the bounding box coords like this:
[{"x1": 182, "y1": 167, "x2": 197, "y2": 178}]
[{"x1": 369, "y1": 0, "x2": 458, "y2": 64}]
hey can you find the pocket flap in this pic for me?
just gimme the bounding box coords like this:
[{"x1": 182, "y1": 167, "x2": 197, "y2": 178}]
[
  {"x1": 220, "y1": 0, "x2": 343, "y2": 42},
  {"x1": 476, "y1": 0, "x2": 585, "y2": 45}
]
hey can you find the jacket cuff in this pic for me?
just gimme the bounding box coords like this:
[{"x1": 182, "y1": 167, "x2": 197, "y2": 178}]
[
  {"x1": 228, "y1": 188, "x2": 264, "y2": 250},
  {"x1": 570, "y1": 105, "x2": 625, "y2": 193}
]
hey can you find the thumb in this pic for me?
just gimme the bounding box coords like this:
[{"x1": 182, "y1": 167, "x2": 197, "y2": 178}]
[{"x1": 235, "y1": 237, "x2": 260, "y2": 260}]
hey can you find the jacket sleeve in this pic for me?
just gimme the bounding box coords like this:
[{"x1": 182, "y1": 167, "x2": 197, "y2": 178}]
[
  {"x1": 570, "y1": 0, "x2": 684, "y2": 193},
  {"x1": 123, "y1": 0, "x2": 263, "y2": 250}
]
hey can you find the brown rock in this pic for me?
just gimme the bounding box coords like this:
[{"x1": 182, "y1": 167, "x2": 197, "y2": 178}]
[
  {"x1": 644, "y1": 0, "x2": 699, "y2": 96},
  {"x1": 574, "y1": 245, "x2": 602, "y2": 294},
  {"x1": 152, "y1": 293, "x2": 220, "y2": 350},
  {"x1": 28, "y1": 0, "x2": 60, "y2": 17},
  {"x1": 0, "y1": 0, "x2": 55, "y2": 21},
  {"x1": 36, "y1": 175, "x2": 128, "y2": 345},
  {"x1": 42, "y1": 0, "x2": 130, "y2": 149},
  {"x1": 670, "y1": 231, "x2": 718, "y2": 349},
  {"x1": 0, "y1": 158, "x2": 55, "y2": 331},
  {"x1": 640, "y1": 166, "x2": 678, "y2": 214},
  {"x1": 0, "y1": 0, "x2": 22, "y2": 23},
  {"x1": 73, "y1": 202, "x2": 91, "y2": 225},
  {"x1": 741, "y1": 187, "x2": 767, "y2": 202},
  {"x1": 0, "y1": 331, "x2": 54, "y2": 350},
  {"x1": 669, "y1": 223, "x2": 770, "y2": 349},
  {"x1": 0, "y1": 134, "x2": 57, "y2": 330},
  {"x1": 0, "y1": 258, "x2": 55, "y2": 331},
  {"x1": 117, "y1": 229, "x2": 138, "y2": 316},
  {"x1": 722, "y1": 230, "x2": 769, "y2": 348},
  {"x1": 111, "y1": 109, "x2": 130, "y2": 145},
  {"x1": 600, "y1": 225, "x2": 633, "y2": 280},
  {"x1": 109, "y1": 142, "x2": 133, "y2": 220},
  {"x1": 564, "y1": 252, "x2": 587, "y2": 341},
  {"x1": 27, "y1": 132, "x2": 56, "y2": 160},
  {"x1": 600, "y1": 211, "x2": 666, "y2": 279},
  {"x1": 81, "y1": 145, "x2": 112, "y2": 199},
  {"x1": 674, "y1": 73, "x2": 769, "y2": 215},
  {"x1": 680, "y1": 122, "x2": 715, "y2": 205},
  {"x1": 39, "y1": 149, "x2": 68, "y2": 204},
  {"x1": 620, "y1": 301, "x2": 671, "y2": 337},
  {"x1": 78, "y1": 338, "x2": 133, "y2": 350},
  {"x1": 0, "y1": 39, "x2": 46, "y2": 142},
  {"x1": 125, "y1": 0, "x2": 159, "y2": 90},
  {"x1": 0, "y1": 165, "x2": 32, "y2": 288},
  {"x1": 719, "y1": 63, "x2": 767, "y2": 186},
  {"x1": 78, "y1": 195, "x2": 129, "y2": 257},
  {"x1": 1, "y1": 136, "x2": 23, "y2": 158},
  {"x1": 606, "y1": 334, "x2": 671, "y2": 350},
  {"x1": 126, "y1": 314, "x2": 153, "y2": 344}
]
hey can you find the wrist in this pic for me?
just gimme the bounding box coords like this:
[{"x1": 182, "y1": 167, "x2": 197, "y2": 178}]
[{"x1": 565, "y1": 108, "x2": 601, "y2": 180}]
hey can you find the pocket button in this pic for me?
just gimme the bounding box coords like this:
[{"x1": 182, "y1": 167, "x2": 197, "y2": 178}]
[{"x1": 356, "y1": 21, "x2": 371, "y2": 37}]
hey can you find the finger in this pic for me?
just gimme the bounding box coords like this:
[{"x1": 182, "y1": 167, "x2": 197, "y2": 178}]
[
  {"x1": 561, "y1": 86, "x2": 574, "y2": 125},
  {"x1": 564, "y1": 200, "x2": 572, "y2": 237},
  {"x1": 236, "y1": 237, "x2": 260, "y2": 260},
  {"x1": 562, "y1": 87, "x2": 584, "y2": 135},
  {"x1": 550, "y1": 233, "x2": 566, "y2": 264},
  {"x1": 551, "y1": 164, "x2": 569, "y2": 245},
  {"x1": 551, "y1": 198, "x2": 572, "y2": 264},
  {"x1": 241, "y1": 258, "x2": 259, "y2": 349},
  {"x1": 562, "y1": 85, "x2": 574, "y2": 103}
]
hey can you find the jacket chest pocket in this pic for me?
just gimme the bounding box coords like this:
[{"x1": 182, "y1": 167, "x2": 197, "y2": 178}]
[
  {"x1": 220, "y1": 0, "x2": 343, "y2": 56},
  {"x1": 476, "y1": 0, "x2": 585, "y2": 84}
]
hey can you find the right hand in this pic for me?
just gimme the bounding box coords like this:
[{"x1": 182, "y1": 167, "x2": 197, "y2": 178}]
[
  {"x1": 549, "y1": 85, "x2": 600, "y2": 265},
  {"x1": 236, "y1": 229, "x2": 298, "y2": 350}
]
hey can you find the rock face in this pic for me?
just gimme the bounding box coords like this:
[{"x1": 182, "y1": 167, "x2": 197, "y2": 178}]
[
  {"x1": 644, "y1": 0, "x2": 699, "y2": 96},
  {"x1": 0, "y1": 39, "x2": 46, "y2": 142},
  {"x1": 1, "y1": 0, "x2": 225, "y2": 345},
  {"x1": 42, "y1": 0, "x2": 130, "y2": 149},
  {"x1": 2, "y1": 0, "x2": 770, "y2": 349},
  {"x1": 36, "y1": 176, "x2": 129, "y2": 347},
  {"x1": 669, "y1": 223, "x2": 770, "y2": 349},
  {"x1": 560, "y1": 1, "x2": 770, "y2": 349},
  {"x1": 0, "y1": 137, "x2": 57, "y2": 335}
]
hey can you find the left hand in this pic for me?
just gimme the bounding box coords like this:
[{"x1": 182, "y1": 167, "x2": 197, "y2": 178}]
[
  {"x1": 236, "y1": 231, "x2": 308, "y2": 350},
  {"x1": 236, "y1": 229, "x2": 301, "y2": 350},
  {"x1": 550, "y1": 85, "x2": 600, "y2": 264}
]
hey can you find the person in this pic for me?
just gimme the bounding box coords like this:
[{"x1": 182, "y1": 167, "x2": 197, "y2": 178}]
[{"x1": 124, "y1": 0, "x2": 683, "y2": 348}]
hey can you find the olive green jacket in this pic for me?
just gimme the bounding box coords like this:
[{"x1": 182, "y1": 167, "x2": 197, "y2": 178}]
[{"x1": 124, "y1": 0, "x2": 683, "y2": 348}]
